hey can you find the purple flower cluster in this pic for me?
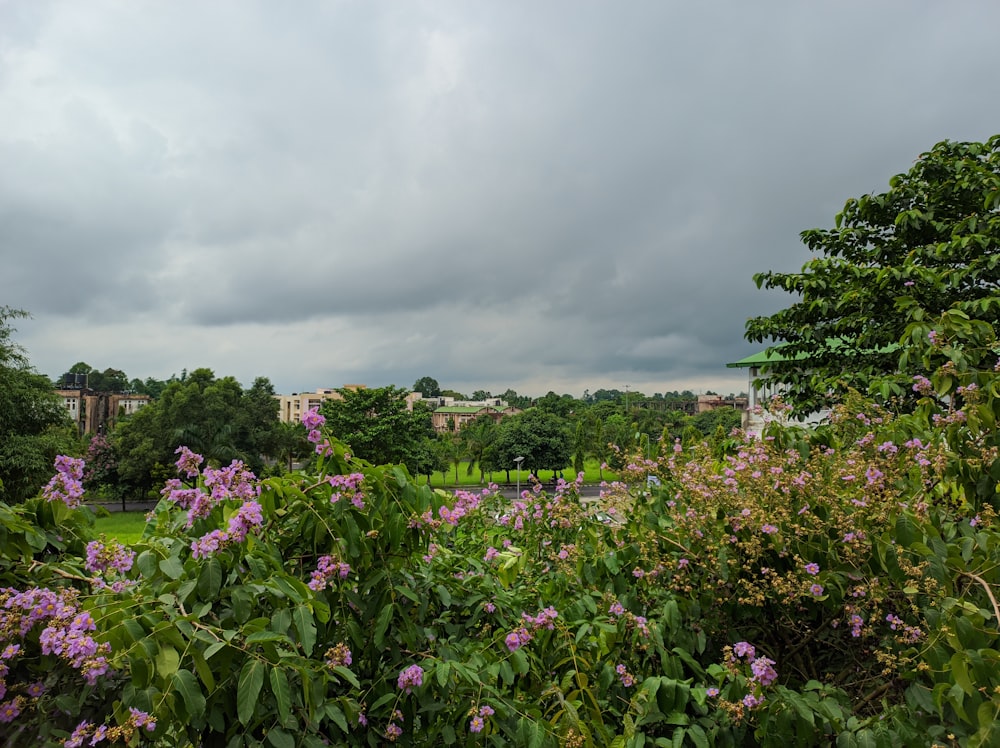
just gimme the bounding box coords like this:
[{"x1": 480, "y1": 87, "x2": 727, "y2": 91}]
[
  {"x1": 324, "y1": 643, "x2": 352, "y2": 668},
  {"x1": 190, "y1": 499, "x2": 265, "y2": 558},
  {"x1": 0, "y1": 586, "x2": 112, "y2": 721},
  {"x1": 308, "y1": 555, "x2": 352, "y2": 591},
  {"x1": 468, "y1": 704, "x2": 494, "y2": 733},
  {"x1": 63, "y1": 708, "x2": 156, "y2": 747},
  {"x1": 85, "y1": 540, "x2": 135, "y2": 577},
  {"x1": 328, "y1": 473, "x2": 366, "y2": 510},
  {"x1": 615, "y1": 663, "x2": 636, "y2": 687},
  {"x1": 174, "y1": 446, "x2": 203, "y2": 478},
  {"x1": 163, "y1": 452, "x2": 262, "y2": 536},
  {"x1": 886, "y1": 613, "x2": 924, "y2": 643},
  {"x1": 385, "y1": 709, "x2": 404, "y2": 741},
  {"x1": 41, "y1": 456, "x2": 86, "y2": 508},
  {"x1": 397, "y1": 664, "x2": 424, "y2": 694},
  {"x1": 504, "y1": 607, "x2": 559, "y2": 651},
  {"x1": 302, "y1": 408, "x2": 335, "y2": 456},
  {"x1": 84, "y1": 540, "x2": 136, "y2": 592}
]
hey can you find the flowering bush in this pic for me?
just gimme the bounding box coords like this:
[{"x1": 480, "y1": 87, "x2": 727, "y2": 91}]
[{"x1": 3, "y1": 323, "x2": 1000, "y2": 745}]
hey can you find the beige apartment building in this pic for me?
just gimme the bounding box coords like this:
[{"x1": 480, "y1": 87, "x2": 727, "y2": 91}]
[
  {"x1": 57, "y1": 390, "x2": 151, "y2": 435},
  {"x1": 274, "y1": 386, "x2": 367, "y2": 424}
]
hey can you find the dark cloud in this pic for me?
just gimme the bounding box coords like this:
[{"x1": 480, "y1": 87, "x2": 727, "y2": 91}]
[{"x1": 3, "y1": 1, "x2": 1000, "y2": 397}]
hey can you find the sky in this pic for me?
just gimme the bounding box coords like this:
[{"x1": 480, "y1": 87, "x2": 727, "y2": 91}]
[{"x1": 3, "y1": 1, "x2": 1000, "y2": 400}]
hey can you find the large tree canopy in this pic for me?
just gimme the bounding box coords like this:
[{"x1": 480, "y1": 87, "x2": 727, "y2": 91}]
[
  {"x1": 320, "y1": 385, "x2": 437, "y2": 476},
  {"x1": 0, "y1": 307, "x2": 76, "y2": 502},
  {"x1": 113, "y1": 369, "x2": 281, "y2": 498},
  {"x1": 746, "y1": 135, "x2": 1000, "y2": 414}
]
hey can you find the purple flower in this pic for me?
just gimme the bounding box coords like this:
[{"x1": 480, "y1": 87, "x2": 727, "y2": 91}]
[
  {"x1": 804, "y1": 562, "x2": 820, "y2": 576},
  {"x1": 742, "y1": 693, "x2": 763, "y2": 708},
  {"x1": 469, "y1": 716, "x2": 485, "y2": 733},
  {"x1": 706, "y1": 687, "x2": 719, "y2": 697},
  {"x1": 174, "y1": 446, "x2": 204, "y2": 478},
  {"x1": 301, "y1": 407, "x2": 325, "y2": 431},
  {"x1": 732, "y1": 641, "x2": 755, "y2": 660},
  {"x1": 809, "y1": 583, "x2": 824, "y2": 597},
  {"x1": 397, "y1": 664, "x2": 424, "y2": 694},
  {"x1": 750, "y1": 656, "x2": 778, "y2": 686},
  {"x1": 761, "y1": 524, "x2": 778, "y2": 535},
  {"x1": 0, "y1": 700, "x2": 21, "y2": 723},
  {"x1": 850, "y1": 614, "x2": 864, "y2": 638}
]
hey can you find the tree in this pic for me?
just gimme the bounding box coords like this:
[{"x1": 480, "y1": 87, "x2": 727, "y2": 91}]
[
  {"x1": 746, "y1": 135, "x2": 1000, "y2": 414},
  {"x1": 487, "y1": 410, "x2": 572, "y2": 478},
  {"x1": 460, "y1": 415, "x2": 497, "y2": 482},
  {"x1": 0, "y1": 307, "x2": 78, "y2": 502},
  {"x1": 111, "y1": 369, "x2": 282, "y2": 498},
  {"x1": 412, "y1": 376, "x2": 441, "y2": 398},
  {"x1": 320, "y1": 386, "x2": 436, "y2": 475}
]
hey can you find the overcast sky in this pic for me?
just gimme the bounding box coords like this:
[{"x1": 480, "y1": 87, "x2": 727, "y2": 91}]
[{"x1": 3, "y1": 1, "x2": 999, "y2": 399}]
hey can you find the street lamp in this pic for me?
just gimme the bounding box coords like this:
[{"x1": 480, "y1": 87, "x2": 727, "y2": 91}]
[{"x1": 513, "y1": 456, "x2": 524, "y2": 497}]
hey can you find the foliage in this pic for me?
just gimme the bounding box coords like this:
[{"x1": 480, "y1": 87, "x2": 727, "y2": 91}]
[
  {"x1": 412, "y1": 377, "x2": 442, "y2": 398},
  {"x1": 110, "y1": 370, "x2": 282, "y2": 499},
  {"x1": 0, "y1": 306, "x2": 79, "y2": 503},
  {"x1": 746, "y1": 134, "x2": 1000, "y2": 415},
  {"x1": 483, "y1": 410, "x2": 572, "y2": 477},
  {"x1": 10, "y1": 308, "x2": 1000, "y2": 746},
  {"x1": 320, "y1": 386, "x2": 437, "y2": 477}
]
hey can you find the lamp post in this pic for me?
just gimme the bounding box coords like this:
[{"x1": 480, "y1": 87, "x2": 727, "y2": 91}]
[{"x1": 514, "y1": 456, "x2": 524, "y2": 497}]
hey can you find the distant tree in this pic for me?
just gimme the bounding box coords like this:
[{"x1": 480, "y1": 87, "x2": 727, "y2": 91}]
[
  {"x1": 471, "y1": 390, "x2": 492, "y2": 401},
  {"x1": 747, "y1": 134, "x2": 1000, "y2": 415},
  {"x1": 499, "y1": 389, "x2": 532, "y2": 409},
  {"x1": 535, "y1": 391, "x2": 576, "y2": 418},
  {"x1": 412, "y1": 376, "x2": 441, "y2": 398},
  {"x1": 440, "y1": 389, "x2": 469, "y2": 400},
  {"x1": 0, "y1": 307, "x2": 78, "y2": 502},
  {"x1": 591, "y1": 388, "x2": 623, "y2": 403},
  {"x1": 488, "y1": 410, "x2": 572, "y2": 478},
  {"x1": 690, "y1": 407, "x2": 743, "y2": 437},
  {"x1": 320, "y1": 386, "x2": 436, "y2": 475},
  {"x1": 460, "y1": 415, "x2": 497, "y2": 482},
  {"x1": 112, "y1": 369, "x2": 281, "y2": 498}
]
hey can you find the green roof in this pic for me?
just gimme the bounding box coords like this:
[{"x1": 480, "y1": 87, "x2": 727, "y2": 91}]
[
  {"x1": 727, "y1": 339, "x2": 899, "y2": 368},
  {"x1": 727, "y1": 345, "x2": 806, "y2": 368},
  {"x1": 434, "y1": 406, "x2": 498, "y2": 414}
]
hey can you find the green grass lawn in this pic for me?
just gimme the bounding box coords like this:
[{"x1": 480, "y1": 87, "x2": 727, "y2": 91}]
[
  {"x1": 426, "y1": 458, "x2": 617, "y2": 488},
  {"x1": 94, "y1": 512, "x2": 148, "y2": 545},
  {"x1": 93, "y1": 460, "x2": 617, "y2": 542}
]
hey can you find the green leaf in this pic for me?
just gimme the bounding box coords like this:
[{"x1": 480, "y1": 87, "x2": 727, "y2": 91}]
[
  {"x1": 198, "y1": 557, "x2": 223, "y2": 598},
  {"x1": 156, "y1": 645, "x2": 180, "y2": 678},
  {"x1": 270, "y1": 667, "x2": 292, "y2": 725},
  {"x1": 237, "y1": 660, "x2": 266, "y2": 725},
  {"x1": 159, "y1": 555, "x2": 185, "y2": 580},
  {"x1": 373, "y1": 602, "x2": 393, "y2": 649},
  {"x1": 172, "y1": 668, "x2": 206, "y2": 721},
  {"x1": 266, "y1": 728, "x2": 295, "y2": 748},
  {"x1": 293, "y1": 604, "x2": 316, "y2": 656},
  {"x1": 325, "y1": 702, "x2": 349, "y2": 733}
]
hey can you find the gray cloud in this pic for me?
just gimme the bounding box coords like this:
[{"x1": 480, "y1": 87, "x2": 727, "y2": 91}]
[{"x1": 3, "y1": 1, "x2": 1000, "y2": 398}]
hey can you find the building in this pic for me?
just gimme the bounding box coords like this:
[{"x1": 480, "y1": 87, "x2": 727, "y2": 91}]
[
  {"x1": 56, "y1": 389, "x2": 151, "y2": 435},
  {"x1": 274, "y1": 385, "x2": 367, "y2": 424},
  {"x1": 430, "y1": 404, "x2": 521, "y2": 433},
  {"x1": 696, "y1": 394, "x2": 748, "y2": 413},
  {"x1": 726, "y1": 347, "x2": 829, "y2": 436}
]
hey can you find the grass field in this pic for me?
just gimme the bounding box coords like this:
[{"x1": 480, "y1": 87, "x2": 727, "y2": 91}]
[
  {"x1": 426, "y1": 458, "x2": 617, "y2": 488},
  {"x1": 94, "y1": 460, "x2": 619, "y2": 542},
  {"x1": 94, "y1": 512, "x2": 148, "y2": 544}
]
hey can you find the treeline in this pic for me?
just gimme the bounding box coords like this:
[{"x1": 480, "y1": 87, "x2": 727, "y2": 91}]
[{"x1": 1, "y1": 315, "x2": 742, "y2": 504}]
